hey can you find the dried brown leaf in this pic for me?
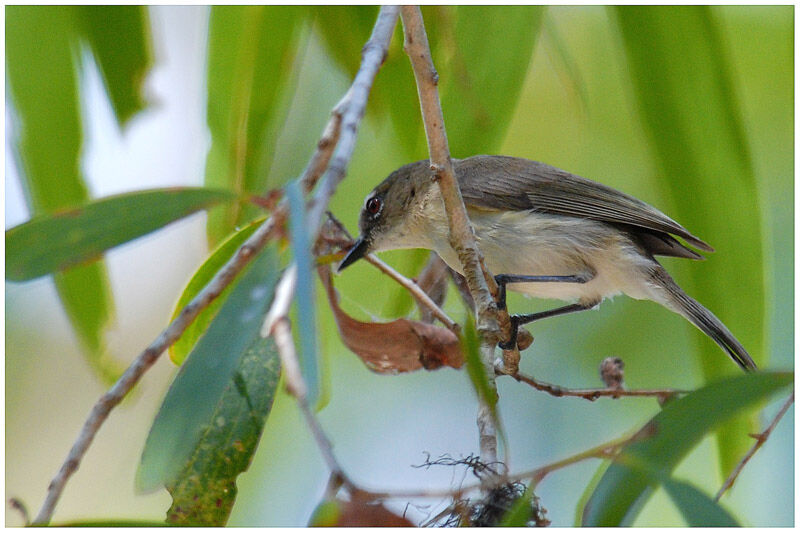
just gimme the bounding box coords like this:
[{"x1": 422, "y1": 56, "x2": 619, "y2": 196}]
[{"x1": 319, "y1": 266, "x2": 463, "y2": 373}]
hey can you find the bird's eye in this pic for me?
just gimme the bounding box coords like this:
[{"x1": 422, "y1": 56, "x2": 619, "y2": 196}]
[{"x1": 366, "y1": 197, "x2": 382, "y2": 216}]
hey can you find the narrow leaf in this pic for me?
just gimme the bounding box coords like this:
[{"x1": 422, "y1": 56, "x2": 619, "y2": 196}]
[
  {"x1": 6, "y1": 6, "x2": 115, "y2": 377},
  {"x1": 204, "y1": 6, "x2": 306, "y2": 245},
  {"x1": 613, "y1": 5, "x2": 765, "y2": 474},
  {"x1": 165, "y1": 336, "x2": 281, "y2": 525},
  {"x1": 75, "y1": 6, "x2": 153, "y2": 126},
  {"x1": 287, "y1": 180, "x2": 320, "y2": 406},
  {"x1": 661, "y1": 477, "x2": 738, "y2": 526},
  {"x1": 610, "y1": 455, "x2": 740, "y2": 526},
  {"x1": 6, "y1": 188, "x2": 237, "y2": 281},
  {"x1": 460, "y1": 317, "x2": 507, "y2": 454},
  {"x1": 169, "y1": 217, "x2": 265, "y2": 365},
  {"x1": 581, "y1": 371, "x2": 792, "y2": 526},
  {"x1": 441, "y1": 6, "x2": 543, "y2": 156},
  {"x1": 312, "y1": 6, "x2": 379, "y2": 77},
  {"x1": 461, "y1": 317, "x2": 498, "y2": 418},
  {"x1": 499, "y1": 489, "x2": 534, "y2": 527},
  {"x1": 136, "y1": 245, "x2": 281, "y2": 500}
]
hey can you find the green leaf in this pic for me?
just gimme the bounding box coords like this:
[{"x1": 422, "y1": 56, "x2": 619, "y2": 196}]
[
  {"x1": 499, "y1": 489, "x2": 534, "y2": 526},
  {"x1": 308, "y1": 500, "x2": 342, "y2": 527},
  {"x1": 6, "y1": 188, "x2": 237, "y2": 281},
  {"x1": 204, "y1": 6, "x2": 307, "y2": 246},
  {"x1": 6, "y1": 6, "x2": 115, "y2": 378},
  {"x1": 54, "y1": 520, "x2": 176, "y2": 527},
  {"x1": 461, "y1": 317, "x2": 497, "y2": 418},
  {"x1": 460, "y1": 316, "x2": 506, "y2": 453},
  {"x1": 661, "y1": 476, "x2": 738, "y2": 526},
  {"x1": 74, "y1": 6, "x2": 153, "y2": 126},
  {"x1": 312, "y1": 6, "x2": 379, "y2": 77},
  {"x1": 53, "y1": 269, "x2": 121, "y2": 383},
  {"x1": 287, "y1": 180, "x2": 320, "y2": 406},
  {"x1": 613, "y1": 5, "x2": 765, "y2": 475},
  {"x1": 137, "y1": 245, "x2": 282, "y2": 525},
  {"x1": 440, "y1": 6, "x2": 543, "y2": 156},
  {"x1": 165, "y1": 337, "x2": 281, "y2": 525},
  {"x1": 581, "y1": 371, "x2": 792, "y2": 526},
  {"x1": 169, "y1": 217, "x2": 266, "y2": 365},
  {"x1": 377, "y1": 7, "x2": 446, "y2": 159}
]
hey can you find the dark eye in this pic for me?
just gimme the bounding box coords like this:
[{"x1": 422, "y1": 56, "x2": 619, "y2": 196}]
[{"x1": 366, "y1": 197, "x2": 382, "y2": 216}]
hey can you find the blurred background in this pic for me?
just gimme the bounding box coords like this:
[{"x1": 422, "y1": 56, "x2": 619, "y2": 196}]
[{"x1": 5, "y1": 5, "x2": 793, "y2": 526}]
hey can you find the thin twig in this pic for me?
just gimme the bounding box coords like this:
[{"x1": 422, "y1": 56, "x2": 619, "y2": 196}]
[
  {"x1": 715, "y1": 391, "x2": 794, "y2": 501},
  {"x1": 258, "y1": 0, "x2": 400, "y2": 499},
  {"x1": 271, "y1": 318, "x2": 352, "y2": 487},
  {"x1": 325, "y1": 212, "x2": 459, "y2": 332},
  {"x1": 364, "y1": 254, "x2": 460, "y2": 332},
  {"x1": 504, "y1": 369, "x2": 685, "y2": 403},
  {"x1": 32, "y1": 212, "x2": 284, "y2": 526},
  {"x1": 400, "y1": 5, "x2": 506, "y2": 473},
  {"x1": 32, "y1": 7, "x2": 400, "y2": 526}
]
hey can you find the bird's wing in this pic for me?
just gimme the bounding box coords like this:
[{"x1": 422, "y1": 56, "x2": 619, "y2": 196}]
[{"x1": 455, "y1": 155, "x2": 713, "y2": 253}]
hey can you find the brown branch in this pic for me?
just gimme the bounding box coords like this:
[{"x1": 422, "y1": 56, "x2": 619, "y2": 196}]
[
  {"x1": 32, "y1": 212, "x2": 285, "y2": 526},
  {"x1": 715, "y1": 391, "x2": 794, "y2": 501},
  {"x1": 365, "y1": 254, "x2": 460, "y2": 332},
  {"x1": 505, "y1": 369, "x2": 686, "y2": 403},
  {"x1": 259, "y1": 0, "x2": 400, "y2": 499},
  {"x1": 32, "y1": 6, "x2": 400, "y2": 526},
  {"x1": 324, "y1": 212, "x2": 459, "y2": 332},
  {"x1": 271, "y1": 317, "x2": 353, "y2": 488},
  {"x1": 400, "y1": 4, "x2": 508, "y2": 473}
]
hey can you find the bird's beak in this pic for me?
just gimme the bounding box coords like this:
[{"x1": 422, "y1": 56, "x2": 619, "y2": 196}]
[{"x1": 338, "y1": 237, "x2": 369, "y2": 272}]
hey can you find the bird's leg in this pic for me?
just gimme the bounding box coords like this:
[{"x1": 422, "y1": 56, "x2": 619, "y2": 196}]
[
  {"x1": 494, "y1": 272, "x2": 593, "y2": 311},
  {"x1": 498, "y1": 301, "x2": 600, "y2": 350}
]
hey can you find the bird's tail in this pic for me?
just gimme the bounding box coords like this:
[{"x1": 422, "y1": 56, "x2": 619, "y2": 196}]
[{"x1": 648, "y1": 266, "x2": 756, "y2": 371}]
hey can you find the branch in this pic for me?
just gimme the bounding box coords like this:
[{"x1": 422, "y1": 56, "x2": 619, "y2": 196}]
[
  {"x1": 32, "y1": 6, "x2": 400, "y2": 526},
  {"x1": 324, "y1": 212, "x2": 459, "y2": 332},
  {"x1": 401, "y1": 5, "x2": 505, "y2": 473},
  {"x1": 259, "y1": 0, "x2": 400, "y2": 496},
  {"x1": 715, "y1": 391, "x2": 794, "y2": 501},
  {"x1": 33, "y1": 212, "x2": 285, "y2": 526},
  {"x1": 505, "y1": 370, "x2": 685, "y2": 403}
]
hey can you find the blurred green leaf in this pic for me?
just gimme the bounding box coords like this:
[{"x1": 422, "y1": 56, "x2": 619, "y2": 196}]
[
  {"x1": 75, "y1": 6, "x2": 153, "y2": 126},
  {"x1": 500, "y1": 489, "x2": 534, "y2": 526},
  {"x1": 287, "y1": 180, "x2": 320, "y2": 406},
  {"x1": 661, "y1": 476, "x2": 738, "y2": 526},
  {"x1": 460, "y1": 316, "x2": 506, "y2": 453},
  {"x1": 55, "y1": 520, "x2": 176, "y2": 527},
  {"x1": 613, "y1": 5, "x2": 765, "y2": 475},
  {"x1": 6, "y1": 6, "x2": 115, "y2": 378},
  {"x1": 381, "y1": 248, "x2": 432, "y2": 318},
  {"x1": 308, "y1": 500, "x2": 341, "y2": 527},
  {"x1": 6, "y1": 188, "x2": 237, "y2": 281},
  {"x1": 441, "y1": 6, "x2": 543, "y2": 156},
  {"x1": 204, "y1": 6, "x2": 307, "y2": 246},
  {"x1": 169, "y1": 217, "x2": 265, "y2": 365},
  {"x1": 461, "y1": 318, "x2": 497, "y2": 416},
  {"x1": 137, "y1": 245, "x2": 281, "y2": 522},
  {"x1": 312, "y1": 6, "x2": 379, "y2": 76},
  {"x1": 582, "y1": 371, "x2": 792, "y2": 526}
]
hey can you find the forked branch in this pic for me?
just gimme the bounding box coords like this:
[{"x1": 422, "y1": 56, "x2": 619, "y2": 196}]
[{"x1": 32, "y1": 6, "x2": 400, "y2": 526}]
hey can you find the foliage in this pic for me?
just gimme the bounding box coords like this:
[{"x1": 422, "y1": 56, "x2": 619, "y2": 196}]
[{"x1": 5, "y1": 5, "x2": 792, "y2": 528}]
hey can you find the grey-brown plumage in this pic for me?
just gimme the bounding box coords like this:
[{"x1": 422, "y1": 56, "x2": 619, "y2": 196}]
[{"x1": 340, "y1": 155, "x2": 756, "y2": 371}]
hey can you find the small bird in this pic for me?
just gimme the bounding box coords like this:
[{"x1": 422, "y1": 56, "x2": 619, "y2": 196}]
[{"x1": 338, "y1": 155, "x2": 755, "y2": 371}]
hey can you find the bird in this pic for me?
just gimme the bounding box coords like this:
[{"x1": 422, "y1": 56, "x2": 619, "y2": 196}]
[{"x1": 338, "y1": 155, "x2": 756, "y2": 371}]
